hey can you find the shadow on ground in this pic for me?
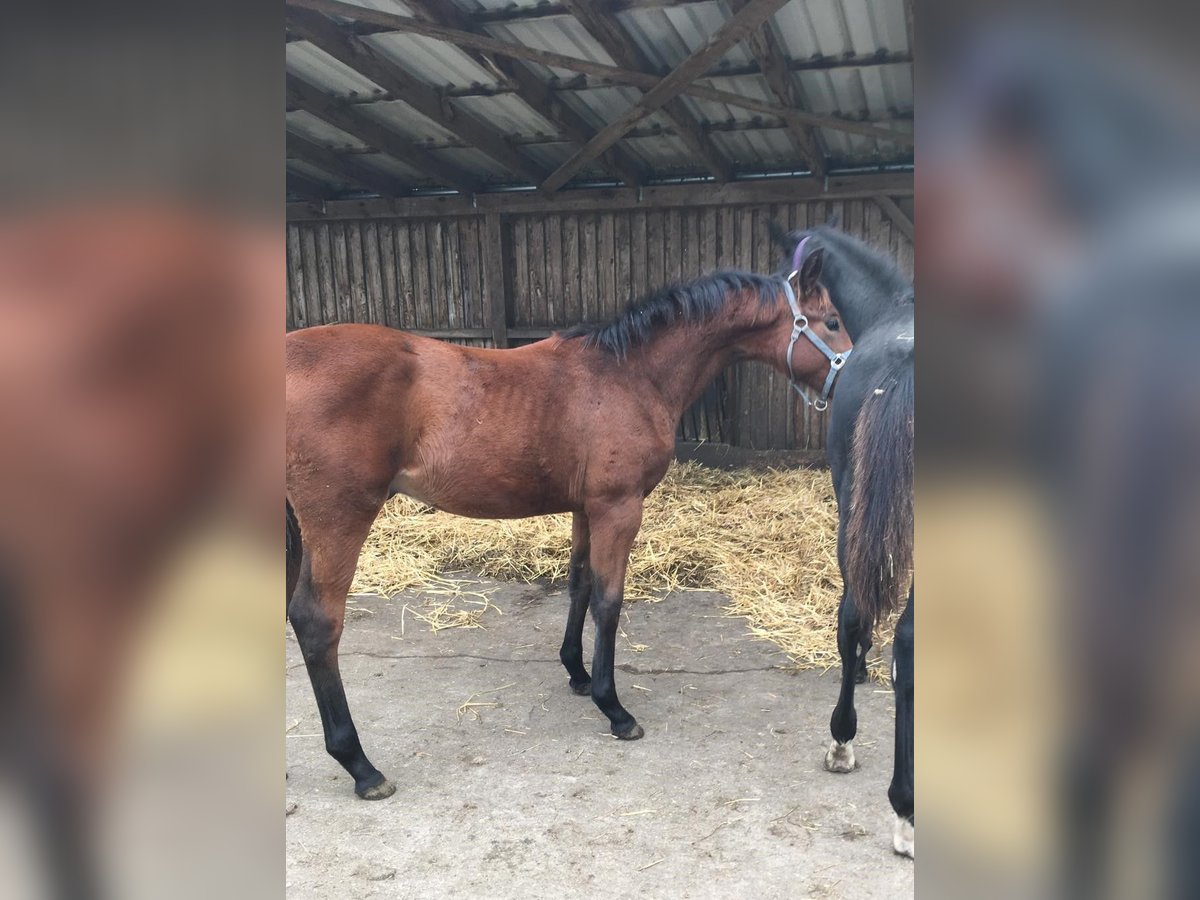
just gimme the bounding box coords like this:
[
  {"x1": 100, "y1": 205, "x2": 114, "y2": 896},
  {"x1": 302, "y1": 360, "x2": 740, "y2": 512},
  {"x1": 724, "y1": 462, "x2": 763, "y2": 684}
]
[{"x1": 286, "y1": 580, "x2": 913, "y2": 899}]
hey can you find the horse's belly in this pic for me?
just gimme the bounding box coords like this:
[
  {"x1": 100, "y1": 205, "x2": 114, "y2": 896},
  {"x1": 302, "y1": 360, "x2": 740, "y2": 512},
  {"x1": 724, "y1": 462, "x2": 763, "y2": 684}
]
[{"x1": 389, "y1": 467, "x2": 570, "y2": 519}]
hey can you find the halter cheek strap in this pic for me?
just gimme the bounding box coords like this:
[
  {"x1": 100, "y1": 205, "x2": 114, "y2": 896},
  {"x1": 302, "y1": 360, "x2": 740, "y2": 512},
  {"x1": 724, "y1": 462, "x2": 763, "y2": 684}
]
[{"x1": 781, "y1": 238, "x2": 851, "y2": 411}]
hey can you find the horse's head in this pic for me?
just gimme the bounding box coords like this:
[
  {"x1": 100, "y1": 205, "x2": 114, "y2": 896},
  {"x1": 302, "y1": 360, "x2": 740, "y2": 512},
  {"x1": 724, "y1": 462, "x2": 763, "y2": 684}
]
[
  {"x1": 778, "y1": 243, "x2": 852, "y2": 406},
  {"x1": 771, "y1": 222, "x2": 912, "y2": 341}
]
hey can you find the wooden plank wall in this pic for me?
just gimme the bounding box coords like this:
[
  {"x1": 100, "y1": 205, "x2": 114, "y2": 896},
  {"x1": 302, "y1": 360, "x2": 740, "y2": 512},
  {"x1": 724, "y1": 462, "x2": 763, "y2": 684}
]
[{"x1": 286, "y1": 198, "x2": 914, "y2": 451}]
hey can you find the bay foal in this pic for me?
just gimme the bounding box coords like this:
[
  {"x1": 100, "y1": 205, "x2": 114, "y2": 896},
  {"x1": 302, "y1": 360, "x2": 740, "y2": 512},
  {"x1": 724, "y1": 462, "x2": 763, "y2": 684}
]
[{"x1": 286, "y1": 258, "x2": 850, "y2": 799}]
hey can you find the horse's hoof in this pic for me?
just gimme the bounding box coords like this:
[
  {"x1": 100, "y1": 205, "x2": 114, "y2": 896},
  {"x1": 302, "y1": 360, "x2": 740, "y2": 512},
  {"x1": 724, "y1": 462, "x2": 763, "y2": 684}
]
[
  {"x1": 569, "y1": 679, "x2": 592, "y2": 696},
  {"x1": 892, "y1": 815, "x2": 914, "y2": 858},
  {"x1": 824, "y1": 740, "x2": 856, "y2": 773},
  {"x1": 854, "y1": 666, "x2": 869, "y2": 685},
  {"x1": 612, "y1": 722, "x2": 644, "y2": 740},
  {"x1": 356, "y1": 777, "x2": 396, "y2": 801}
]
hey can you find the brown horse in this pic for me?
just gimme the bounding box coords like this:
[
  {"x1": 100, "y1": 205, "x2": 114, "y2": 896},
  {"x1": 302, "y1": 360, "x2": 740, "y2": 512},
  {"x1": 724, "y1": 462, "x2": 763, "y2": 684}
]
[{"x1": 285, "y1": 252, "x2": 851, "y2": 799}]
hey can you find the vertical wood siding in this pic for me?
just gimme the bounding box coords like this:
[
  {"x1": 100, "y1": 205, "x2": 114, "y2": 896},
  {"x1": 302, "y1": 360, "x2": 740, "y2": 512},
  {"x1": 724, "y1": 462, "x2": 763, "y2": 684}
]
[{"x1": 286, "y1": 199, "x2": 913, "y2": 452}]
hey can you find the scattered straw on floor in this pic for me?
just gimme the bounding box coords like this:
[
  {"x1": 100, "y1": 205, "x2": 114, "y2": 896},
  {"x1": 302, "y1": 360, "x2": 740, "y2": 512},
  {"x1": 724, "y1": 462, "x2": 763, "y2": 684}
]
[{"x1": 352, "y1": 461, "x2": 894, "y2": 677}]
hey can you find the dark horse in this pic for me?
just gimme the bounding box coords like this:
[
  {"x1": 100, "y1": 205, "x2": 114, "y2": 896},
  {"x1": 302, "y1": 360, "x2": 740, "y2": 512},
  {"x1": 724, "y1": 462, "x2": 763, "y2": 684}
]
[
  {"x1": 285, "y1": 261, "x2": 851, "y2": 800},
  {"x1": 775, "y1": 224, "x2": 914, "y2": 857}
]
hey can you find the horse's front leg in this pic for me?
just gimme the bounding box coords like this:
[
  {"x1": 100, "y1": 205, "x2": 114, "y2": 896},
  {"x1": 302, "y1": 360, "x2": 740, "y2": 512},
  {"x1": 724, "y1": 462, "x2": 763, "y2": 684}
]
[
  {"x1": 559, "y1": 511, "x2": 593, "y2": 695},
  {"x1": 585, "y1": 497, "x2": 644, "y2": 740},
  {"x1": 888, "y1": 591, "x2": 914, "y2": 857}
]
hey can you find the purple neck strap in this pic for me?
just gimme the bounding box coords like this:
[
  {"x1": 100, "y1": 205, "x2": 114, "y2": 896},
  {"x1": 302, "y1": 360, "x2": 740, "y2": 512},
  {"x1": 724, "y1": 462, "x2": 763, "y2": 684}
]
[{"x1": 791, "y1": 236, "x2": 811, "y2": 275}]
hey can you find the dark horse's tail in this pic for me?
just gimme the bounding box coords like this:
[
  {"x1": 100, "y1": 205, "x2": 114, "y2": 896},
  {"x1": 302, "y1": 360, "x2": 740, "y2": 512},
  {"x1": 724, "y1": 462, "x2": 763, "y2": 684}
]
[
  {"x1": 286, "y1": 499, "x2": 302, "y2": 613},
  {"x1": 845, "y1": 358, "x2": 914, "y2": 633}
]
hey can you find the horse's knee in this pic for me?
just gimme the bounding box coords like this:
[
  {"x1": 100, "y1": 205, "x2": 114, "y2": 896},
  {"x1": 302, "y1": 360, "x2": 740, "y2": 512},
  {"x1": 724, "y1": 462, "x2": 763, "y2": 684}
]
[{"x1": 289, "y1": 601, "x2": 343, "y2": 660}]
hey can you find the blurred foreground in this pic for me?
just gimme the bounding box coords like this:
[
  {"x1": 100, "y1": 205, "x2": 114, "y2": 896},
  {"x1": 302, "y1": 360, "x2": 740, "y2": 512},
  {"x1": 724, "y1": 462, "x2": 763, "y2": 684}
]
[
  {"x1": 0, "y1": 3, "x2": 281, "y2": 898},
  {"x1": 919, "y1": 2, "x2": 1200, "y2": 897}
]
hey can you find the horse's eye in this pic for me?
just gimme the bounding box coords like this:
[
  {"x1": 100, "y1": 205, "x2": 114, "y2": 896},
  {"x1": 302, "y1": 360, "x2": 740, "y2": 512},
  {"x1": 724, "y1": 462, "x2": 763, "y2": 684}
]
[{"x1": 825, "y1": 317, "x2": 840, "y2": 331}]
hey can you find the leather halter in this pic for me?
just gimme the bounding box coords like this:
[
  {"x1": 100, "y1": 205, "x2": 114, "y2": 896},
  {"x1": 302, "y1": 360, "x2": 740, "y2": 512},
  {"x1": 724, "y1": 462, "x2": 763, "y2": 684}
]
[{"x1": 781, "y1": 237, "x2": 851, "y2": 412}]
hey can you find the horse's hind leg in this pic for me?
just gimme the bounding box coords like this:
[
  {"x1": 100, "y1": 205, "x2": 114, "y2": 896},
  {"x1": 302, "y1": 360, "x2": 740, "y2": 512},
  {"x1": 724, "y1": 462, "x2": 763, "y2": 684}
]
[
  {"x1": 289, "y1": 500, "x2": 394, "y2": 800},
  {"x1": 888, "y1": 590, "x2": 914, "y2": 857},
  {"x1": 559, "y1": 512, "x2": 593, "y2": 695},
  {"x1": 827, "y1": 585, "x2": 870, "y2": 773},
  {"x1": 586, "y1": 498, "x2": 644, "y2": 740}
]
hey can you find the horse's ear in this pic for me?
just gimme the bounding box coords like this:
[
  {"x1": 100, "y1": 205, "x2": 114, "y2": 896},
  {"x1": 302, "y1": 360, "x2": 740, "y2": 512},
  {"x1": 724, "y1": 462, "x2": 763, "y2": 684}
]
[
  {"x1": 767, "y1": 220, "x2": 793, "y2": 253},
  {"x1": 799, "y1": 246, "x2": 824, "y2": 295}
]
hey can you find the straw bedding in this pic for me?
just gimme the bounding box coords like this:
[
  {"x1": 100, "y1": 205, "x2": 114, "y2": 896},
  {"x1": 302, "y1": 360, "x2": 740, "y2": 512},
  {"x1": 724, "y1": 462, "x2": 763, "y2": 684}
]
[{"x1": 351, "y1": 461, "x2": 894, "y2": 678}]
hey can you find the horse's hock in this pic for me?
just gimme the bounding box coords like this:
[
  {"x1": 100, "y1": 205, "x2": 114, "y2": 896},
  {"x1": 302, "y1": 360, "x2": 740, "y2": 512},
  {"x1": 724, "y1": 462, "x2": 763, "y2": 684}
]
[{"x1": 285, "y1": 582, "x2": 913, "y2": 899}]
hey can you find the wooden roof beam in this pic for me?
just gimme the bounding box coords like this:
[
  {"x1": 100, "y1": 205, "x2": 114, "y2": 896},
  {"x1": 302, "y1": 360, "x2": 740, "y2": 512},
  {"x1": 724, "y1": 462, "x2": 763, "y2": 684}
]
[
  {"x1": 561, "y1": 0, "x2": 732, "y2": 182},
  {"x1": 284, "y1": 0, "x2": 912, "y2": 147},
  {"x1": 286, "y1": 72, "x2": 481, "y2": 193},
  {"x1": 285, "y1": 130, "x2": 411, "y2": 196},
  {"x1": 730, "y1": 0, "x2": 826, "y2": 178},
  {"x1": 401, "y1": 0, "x2": 645, "y2": 188},
  {"x1": 286, "y1": 8, "x2": 545, "y2": 184}
]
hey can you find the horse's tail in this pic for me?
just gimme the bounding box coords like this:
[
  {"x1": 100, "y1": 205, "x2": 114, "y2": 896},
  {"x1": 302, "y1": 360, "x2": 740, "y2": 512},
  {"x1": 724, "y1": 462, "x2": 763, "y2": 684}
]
[
  {"x1": 845, "y1": 358, "x2": 914, "y2": 634},
  {"x1": 286, "y1": 499, "x2": 303, "y2": 614}
]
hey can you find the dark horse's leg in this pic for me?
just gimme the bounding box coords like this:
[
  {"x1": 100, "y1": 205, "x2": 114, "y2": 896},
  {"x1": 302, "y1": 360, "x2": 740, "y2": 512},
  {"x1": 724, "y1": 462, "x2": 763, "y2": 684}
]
[
  {"x1": 288, "y1": 500, "x2": 394, "y2": 800},
  {"x1": 559, "y1": 512, "x2": 593, "y2": 695},
  {"x1": 827, "y1": 522, "x2": 871, "y2": 773},
  {"x1": 826, "y1": 587, "x2": 866, "y2": 772},
  {"x1": 889, "y1": 590, "x2": 914, "y2": 857},
  {"x1": 586, "y1": 498, "x2": 644, "y2": 740}
]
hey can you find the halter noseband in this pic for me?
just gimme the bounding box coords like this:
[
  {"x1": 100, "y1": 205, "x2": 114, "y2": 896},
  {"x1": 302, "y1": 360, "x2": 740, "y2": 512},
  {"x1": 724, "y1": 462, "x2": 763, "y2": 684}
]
[{"x1": 781, "y1": 237, "x2": 851, "y2": 412}]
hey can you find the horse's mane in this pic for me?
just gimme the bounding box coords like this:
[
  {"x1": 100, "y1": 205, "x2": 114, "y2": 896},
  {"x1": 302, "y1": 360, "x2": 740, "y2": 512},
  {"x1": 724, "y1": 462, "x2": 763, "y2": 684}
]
[{"x1": 560, "y1": 269, "x2": 782, "y2": 358}]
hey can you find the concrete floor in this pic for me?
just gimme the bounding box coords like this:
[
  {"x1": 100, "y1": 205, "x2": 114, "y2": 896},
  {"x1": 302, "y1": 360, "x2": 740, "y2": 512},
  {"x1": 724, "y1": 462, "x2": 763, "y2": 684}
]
[{"x1": 285, "y1": 579, "x2": 913, "y2": 899}]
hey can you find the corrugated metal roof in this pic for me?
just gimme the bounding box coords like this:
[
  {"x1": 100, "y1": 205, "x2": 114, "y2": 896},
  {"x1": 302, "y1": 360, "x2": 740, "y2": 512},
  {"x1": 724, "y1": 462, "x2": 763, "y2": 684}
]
[{"x1": 285, "y1": 0, "x2": 913, "y2": 199}]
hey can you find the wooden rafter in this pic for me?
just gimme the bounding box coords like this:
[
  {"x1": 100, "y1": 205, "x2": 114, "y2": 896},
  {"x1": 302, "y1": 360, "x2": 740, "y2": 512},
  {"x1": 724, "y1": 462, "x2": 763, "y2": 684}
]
[
  {"x1": 284, "y1": 0, "x2": 913, "y2": 147},
  {"x1": 561, "y1": 0, "x2": 732, "y2": 182},
  {"x1": 540, "y1": 0, "x2": 793, "y2": 192},
  {"x1": 287, "y1": 8, "x2": 545, "y2": 184},
  {"x1": 285, "y1": 131, "x2": 410, "y2": 196},
  {"x1": 286, "y1": 73, "x2": 480, "y2": 193},
  {"x1": 730, "y1": 0, "x2": 826, "y2": 178},
  {"x1": 402, "y1": 0, "x2": 645, "y2": 188}
]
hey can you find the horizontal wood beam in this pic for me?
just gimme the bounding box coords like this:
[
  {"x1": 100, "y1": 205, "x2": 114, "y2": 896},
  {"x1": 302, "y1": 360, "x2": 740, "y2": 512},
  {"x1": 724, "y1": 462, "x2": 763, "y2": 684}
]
[
  {"x1": 286, "y1": 8, "x2": 545, "y2": 184},
  {"x1": 285, "y1": 131, "x2": 411, "y2": 195},
  {"x1": 287, "y1": 72, "x2": 481, "y2": 193},
  {"x1": 285, "y1": 172, "x2": 913, "y2": 220},
  {"x1": 540, "y1": 0, "x2": 793, "y2": 192},
  {"x1": 284, "y1": 0, "x2": 913, "y2": 147}
]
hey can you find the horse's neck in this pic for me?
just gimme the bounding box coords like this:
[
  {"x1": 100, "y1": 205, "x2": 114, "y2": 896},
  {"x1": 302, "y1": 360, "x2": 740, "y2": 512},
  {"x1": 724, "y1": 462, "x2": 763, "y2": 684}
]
[
  {"x1": 628, "y1": 305, "x2": 783, "y2": 417},
  {"x1": 822, "y1": 254, "x2": 910, "y2": 341}
]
